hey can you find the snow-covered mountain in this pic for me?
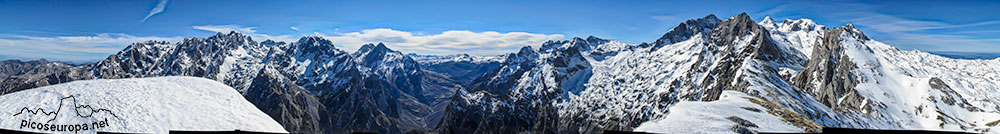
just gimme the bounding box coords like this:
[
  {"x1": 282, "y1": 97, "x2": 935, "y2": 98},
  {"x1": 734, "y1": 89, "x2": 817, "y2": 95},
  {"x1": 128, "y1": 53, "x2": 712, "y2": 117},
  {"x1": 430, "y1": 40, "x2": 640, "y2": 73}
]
[
  {"x1": 0, "y1": 76, "x2": 286, "y2": 133},
  {"x1": 0, "y1": 59, "x2": 77, "y2": 94},
  {"x1": 0, "y1": 32, "x2": 469, "y2": 134},
  {"x1": 410, "y1": 54, "x2": 504, "y2": 85},
  {"x1": 436, "y1": 13, "x2": 1000, "y2": 134},
  {"x1": 0, "y1": 59, "x2": 61, "y2": 79},
  {"x1": 2, "y1": 12, "x2": 999, "y2": 134}
]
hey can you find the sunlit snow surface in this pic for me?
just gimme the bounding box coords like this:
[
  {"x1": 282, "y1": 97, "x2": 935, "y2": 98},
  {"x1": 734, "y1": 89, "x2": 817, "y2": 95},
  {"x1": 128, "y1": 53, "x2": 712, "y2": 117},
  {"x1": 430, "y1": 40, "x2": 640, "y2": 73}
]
[
  {"x1": 635, "y1": 91, "x2": 800, "y2": 133},
  {"x1": 0, "y1": 76, "x2": 286, "y2": 133}
]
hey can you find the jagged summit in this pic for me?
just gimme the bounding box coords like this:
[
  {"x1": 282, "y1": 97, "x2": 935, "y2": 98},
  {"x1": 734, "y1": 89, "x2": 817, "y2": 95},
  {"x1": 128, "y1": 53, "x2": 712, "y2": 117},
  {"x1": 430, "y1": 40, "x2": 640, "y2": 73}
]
[
  {"x1": 517, "y1": 45, "x2": 536, "y2": 55},
  {"x1": 653, "y1": 14, "x2": 721, "y2": 47},
  {"x1": 357, "y1": 42, "x2": 395, "y2": 54},
  {"x1": 762, "y1": 16, "x2": 776, "y2": 23},
  {"x1": 704, "y1": 14, "x2": 718, "y2": 20},
  {"x1": 837, "y1": 24, "x2": 869, "y2": 40},
  {"x1": 711, "y1": 12, "x2": 768, "y2": 47},
  {"x1": 818, "y1": 23, "x2": 869, "y2": 42},
  {"x1": 260, "y1": 39, "x2": 285, "y2": 47},
  {"x1": 731, "y1": 12, "x2": 751, "y2": 20},
  {"x1": 760, "y1": 16, "x2": 778, "y2": 29},
  {"x1": 203, "y1": 31, "x2": 257, "y2": 48},
  {"x1": 290, "y1": 36, "x2": 338, "y2": 55},
  {"x1": 209, "y1": 31, "x2": 252, "y2": 40},
  {"x1": 295, "y1": 36, "x2": 334, "y2": 47}
]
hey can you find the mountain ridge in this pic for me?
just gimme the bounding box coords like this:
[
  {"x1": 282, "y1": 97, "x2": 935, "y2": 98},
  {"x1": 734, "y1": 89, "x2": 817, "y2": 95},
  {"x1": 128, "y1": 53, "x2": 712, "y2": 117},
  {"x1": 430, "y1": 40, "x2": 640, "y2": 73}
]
[{"x1": 1, "y1": 13, "x2": 998, "y2": 134}]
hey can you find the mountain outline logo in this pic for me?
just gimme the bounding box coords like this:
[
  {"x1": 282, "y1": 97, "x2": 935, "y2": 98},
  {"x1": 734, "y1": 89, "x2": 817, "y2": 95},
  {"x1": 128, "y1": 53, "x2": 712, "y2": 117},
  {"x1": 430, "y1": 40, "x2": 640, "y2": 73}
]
[{"x1": 11, "y1": 95, "x2": 121, "y2": 132}]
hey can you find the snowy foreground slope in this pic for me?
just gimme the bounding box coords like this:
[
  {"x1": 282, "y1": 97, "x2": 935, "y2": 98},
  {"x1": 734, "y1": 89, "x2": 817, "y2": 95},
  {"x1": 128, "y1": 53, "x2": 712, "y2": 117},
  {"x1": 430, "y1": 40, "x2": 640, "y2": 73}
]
[
  {"x1": 0, "y1": 76, "x2": 286, "y2": 133},
  {"x1": 635, "y1": 91, "x2": 803, "y2": 133}
]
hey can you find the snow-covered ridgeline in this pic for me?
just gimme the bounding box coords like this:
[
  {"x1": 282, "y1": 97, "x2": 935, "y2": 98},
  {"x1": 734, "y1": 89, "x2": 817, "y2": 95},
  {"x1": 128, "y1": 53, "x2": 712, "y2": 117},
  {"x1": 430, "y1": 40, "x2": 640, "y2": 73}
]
[{"x1": 409, "y1": 53, "x2": 504, "y2": 64}]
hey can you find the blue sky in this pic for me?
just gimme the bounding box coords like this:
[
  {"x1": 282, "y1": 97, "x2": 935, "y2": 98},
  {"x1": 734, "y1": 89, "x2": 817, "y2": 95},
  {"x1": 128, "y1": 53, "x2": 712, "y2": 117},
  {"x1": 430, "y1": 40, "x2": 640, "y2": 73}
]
[{"x1": 1, "y1": 0, "x2": 998, "y2": 61}]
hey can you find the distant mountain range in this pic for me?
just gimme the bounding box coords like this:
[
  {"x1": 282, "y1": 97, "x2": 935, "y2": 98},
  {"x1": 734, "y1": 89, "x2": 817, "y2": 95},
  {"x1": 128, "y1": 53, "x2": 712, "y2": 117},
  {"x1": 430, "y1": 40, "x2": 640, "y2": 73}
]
[
  {"x1": 928, "y1": 51, "x2": 1000, "y2": 60},
  {"x1": 1, "y1": 13, "x2": 999, "y2": 133}
]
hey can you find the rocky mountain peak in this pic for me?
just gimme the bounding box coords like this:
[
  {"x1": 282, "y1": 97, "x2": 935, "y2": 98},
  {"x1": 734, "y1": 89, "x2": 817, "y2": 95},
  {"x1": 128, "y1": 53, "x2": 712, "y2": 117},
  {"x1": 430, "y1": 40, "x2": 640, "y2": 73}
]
[
  {"x1": 831, "y1": 24, "x2": 869, "y2": 41},
  {"x1": 296, "y1": 36, "x2": 334, "y2": 47},
  {"x1": 291, "y1": 36, "x2": 337, "y2": 54},
  {"x1": 653, "y1": 14, "x2": 721, "y2": 47},
  {"x1": 358, "y1": 43, "x2": 376, "y2": 53},
  {"x1": 208, "y1": 31, "x2": 253, "y2": 42},
  {"x1": 539, "y1": 36, "x2": 613, "y2": 53},
  {"x1": 540, "y1": 40, "x2": 568, "y2": 51},
  {"x1": 509, "y1": 46, "x2": 539, "y2": 62},
  {"x1": 372, "y1": 43, "x2": 392, "y2": 53},
  {"x1": 711, "y1": 12, "x2": 767, "y2": 45},
  {"x1": 353, "y1": 43, "x2": 420, "y2": 74},
  {"x1": 761, "y1": 16, "x2": 776, "y2": 24},
  {"x1": 260, "y1": 39, "x2": 285, "y2": 47},
  {"x1": 123, "y1": 40, "x2": 171, "y2": 50},
  {"x1": 355, "y1": 43, "x2": 398, "y2": 58},
  {"x1": 781, "y1": 18, "x2": 826, "y2": 32},
  {"x1": 703, "y1": 14, "x2": 718, "y2": 20},
  {"x1": 518, "y1": 46, "x2": 535, "y2": 54},
  {"x1": 760, "y1": 16, "x2": 778, "y2": 29},
  {"x1": 0, "y1": 59, "x2": 61, "y2": 79},
  {"x1": 567, "y1": 36, "x2": 612, "y2": 53},
  {"x1": 724, "y1": 12, "x2": 756, "y2": 29},
  {"x1": 585, "y1": 35, "x2": 608, "y2": 43}
]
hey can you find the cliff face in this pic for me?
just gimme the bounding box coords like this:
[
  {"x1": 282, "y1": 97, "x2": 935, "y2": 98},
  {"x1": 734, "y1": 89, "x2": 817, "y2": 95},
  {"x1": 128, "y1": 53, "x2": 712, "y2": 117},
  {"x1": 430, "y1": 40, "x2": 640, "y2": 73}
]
[{"x1": 792, "y1": 25, "x2": 868, "y2": 112}]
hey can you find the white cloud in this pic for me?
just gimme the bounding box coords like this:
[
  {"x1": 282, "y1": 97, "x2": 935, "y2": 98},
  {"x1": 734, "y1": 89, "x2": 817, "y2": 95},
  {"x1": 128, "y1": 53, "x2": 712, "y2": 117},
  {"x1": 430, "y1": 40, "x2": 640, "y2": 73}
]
[
  {"x1": 141, "y1": 0, "x2": 169, "y2": 22},
  {"x1": 192, "y1": 25, "x2": 564, "y2": 55},
  {"x1": 0, "y1": 25, "x2": 564, "y2": 61},
  {"x1": 193, "y1": 25, "x2": 257, "y2": 33},
  {"x1": 290, "y1": 26, "x2": 300, "y2": 31},
  {"x1": 318, "y1": 28, "x2": 564, "y2": 55},
  {"x1": 0, "y1": 33, "x2": 184, "y2": 61}
]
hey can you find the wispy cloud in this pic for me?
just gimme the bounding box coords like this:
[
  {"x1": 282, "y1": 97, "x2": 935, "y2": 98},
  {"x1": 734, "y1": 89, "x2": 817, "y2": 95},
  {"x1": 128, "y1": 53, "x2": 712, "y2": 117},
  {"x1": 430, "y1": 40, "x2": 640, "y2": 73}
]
[
  {"x1": 835, "y1": 11, "x2": 1000, "y2": 52},
  {"x1": 951, "y1": 30, "x2": 1000, "y2": 34},
  {"x1": 842, "y1": 12, "x2": 1000, "y2": 33},
  {"x1": 756, "y1": 4, "x2": 788, "y2": 17},
  {"x1": 290, "y1": 26, "x2": 300, "y2": 31},
  {"x1": 757, "y1": 2, "x2": 999, "y2": 52},
  {"x1": 141, "y1": 0, "x2": 169, "y2": 22},
  {"x1": 0, "y1": 33, "x2": 183, "y2": 61}
]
